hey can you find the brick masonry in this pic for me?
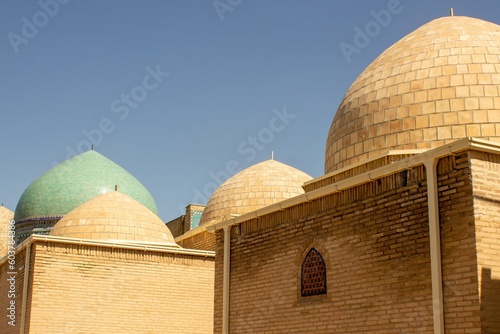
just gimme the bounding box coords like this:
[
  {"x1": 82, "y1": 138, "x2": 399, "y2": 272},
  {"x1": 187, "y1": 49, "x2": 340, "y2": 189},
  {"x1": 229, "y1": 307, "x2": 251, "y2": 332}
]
[
  {"x1": 0, "y1": 247, "x2": 31, "y2": 334},
  {"x1": 214, "y1": 150, "x2": 498, "y2": 333},
  {"x1": 200, "y1": 160, "x2": 311, "y2": 226},
  {"x1": 167, "y1": 204, "x2": 206, "y2": 239},
  {"x1": 0, "y1": 240, "x2": 215, "y2": 334},
  {"x1": 438, "y1": 154, "x2": 481, "y2": 333},
  {"x1": 470, "y1": 151, "x2": 500, "y2": 332},
  {"x1": 166, "y1": 215, "x2": 184, "y2": 237},
  {"x1": 178, "y1": 231, "x2": 216, "y2": 251},
  {"x1": 0, "y1": 207, "x2": 14, "y2": 258},
  {"x1": 325, "y1": 17, "x2": 500, "y2": 173}
]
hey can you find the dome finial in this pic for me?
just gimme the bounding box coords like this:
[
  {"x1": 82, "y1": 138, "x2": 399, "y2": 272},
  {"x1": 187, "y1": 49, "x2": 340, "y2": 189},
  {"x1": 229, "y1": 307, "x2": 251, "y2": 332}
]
[
  {"x1": 450, "y1": 8, "x2": 454, "y2": 16},
  {"x1": 325, "y1": 15, "x2": 500, "y2": 173},
  {"x1": 115, "y1": 184, "x2": 118, "y2": 191},
  {"x1": 271, "y1": 151, "x2": 274, "y2": 160},
  {"x1": 91, "y1": 144, "x2": 94, "y2": 150}
]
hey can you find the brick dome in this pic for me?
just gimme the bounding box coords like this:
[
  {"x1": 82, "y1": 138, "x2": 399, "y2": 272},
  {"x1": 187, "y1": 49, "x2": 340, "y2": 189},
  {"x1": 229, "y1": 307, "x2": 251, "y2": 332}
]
[
  {"x1": 199, "y1": 159, "x2": 312, "y2": 225},
  {"x1": 325, "y1": 16, "x2": 500, "y2": 173},
  {"x1": 50, "y1": 192, "x2": 176, "y2": 246},
  {"x1": 0, "y1": 206, "x2": 14, "y2": 257}
]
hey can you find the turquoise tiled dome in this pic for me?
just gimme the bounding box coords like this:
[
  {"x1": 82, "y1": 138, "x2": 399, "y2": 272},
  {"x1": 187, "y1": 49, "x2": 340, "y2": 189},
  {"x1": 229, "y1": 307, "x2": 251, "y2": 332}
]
[{"x1": 14, "y1": 150, "x2": 159, "y2": 222}]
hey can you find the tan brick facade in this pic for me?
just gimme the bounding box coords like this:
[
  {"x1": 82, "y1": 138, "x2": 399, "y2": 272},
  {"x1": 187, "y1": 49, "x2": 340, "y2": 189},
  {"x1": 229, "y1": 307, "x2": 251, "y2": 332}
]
[
  {"x1": 2, "y1": 14, "x2": 500, "y2": 334},
  {"x1": 214, "y1": 149, "x2": 499, "y2": 333},
  {"x1": 178, "y1": 231, "x2": 216, "y2": 251},
  {"x1": 0, "y1": 207, "x2": 14, "y2": 258},
  {"x1": 0, "y1": 247, "x2": 30, "y2": 334},
  {"x1": 470, "y1": 152, "x2": 500, "y2": 332},
  {"x1": 1, "y1": 239, "x2": 215, "y2": 334},
  {"x1": 167, "y1": 204, "x2": 206, "y2": 240},
  {"x1": 438, "y1": 154, "x2": 482, "y2": 332},
  {"x1": 166, "y1": 215, "x2": 185, "y2": 237}
]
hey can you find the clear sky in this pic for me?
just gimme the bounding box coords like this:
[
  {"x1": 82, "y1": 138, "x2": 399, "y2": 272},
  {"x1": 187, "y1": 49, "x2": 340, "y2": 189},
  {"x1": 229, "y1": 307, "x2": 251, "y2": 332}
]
[{"x1": 1, "y1": 0, "x2": 499, "y2": 222}]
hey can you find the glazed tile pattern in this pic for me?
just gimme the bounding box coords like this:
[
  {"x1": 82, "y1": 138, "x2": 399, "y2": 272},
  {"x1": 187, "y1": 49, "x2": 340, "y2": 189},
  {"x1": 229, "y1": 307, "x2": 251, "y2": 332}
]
[
  {"x1": 0, "y1": 206, "x2": 14, "y2": 257},
  {"x1": 325, "y1": 16, "x2": 500, "y2": 173},
  {"x1": 14, "y1": 150, "x2": 159, "y2": 222},
  {"x1": 199, "y1": 160, "x2": 312, "y2": 225},
  {"x1": 50, "y1": 192, "x2": 176, "y2": 245}
]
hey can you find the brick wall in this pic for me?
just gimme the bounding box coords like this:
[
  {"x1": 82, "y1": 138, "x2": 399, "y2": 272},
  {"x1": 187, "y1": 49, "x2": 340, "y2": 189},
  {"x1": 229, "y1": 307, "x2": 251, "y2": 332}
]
[
  {"x1": 0, "y1": 246, "x2": 33, "y2": 334},
  {"x1": 2, "y1": 240, "x2": 215, "y2": 334},
  {"x1": 166, "y1": 205, "x2": 205, "y2": 239},
  {"x1": 470, "y1": 151, "x2": 500, "y2": 332},
  {"x1": 178, "y1": 231, "x2": 216, "y2": 251},
  {"x1": 214, "y1": 152, "x2": 485, "y2": 333},
  {"x1": 438, "y1": 154, "x2": 482, "y2": 333},
  {"x1": 166, "y1": 215, "x2": 184, "y2": 238}
]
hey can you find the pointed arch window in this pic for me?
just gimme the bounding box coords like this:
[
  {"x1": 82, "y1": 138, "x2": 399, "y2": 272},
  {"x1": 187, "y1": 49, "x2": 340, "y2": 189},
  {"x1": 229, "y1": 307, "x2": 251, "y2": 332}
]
[{"x1": 301, "y1": 248, "x2": 327, "y2": 297}]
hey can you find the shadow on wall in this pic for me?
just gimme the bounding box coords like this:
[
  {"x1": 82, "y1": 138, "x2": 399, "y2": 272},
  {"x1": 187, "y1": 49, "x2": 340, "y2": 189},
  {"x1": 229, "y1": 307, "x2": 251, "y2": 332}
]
[{"x1": 481, "y1": 267, "x2": 500, "y2": 332}]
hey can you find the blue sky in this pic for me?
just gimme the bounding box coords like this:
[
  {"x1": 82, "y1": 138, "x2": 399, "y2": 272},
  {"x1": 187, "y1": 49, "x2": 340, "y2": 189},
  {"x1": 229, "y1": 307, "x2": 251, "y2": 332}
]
[{"x1": 1, "y1": 0, "x2": 499, "y2": 221}]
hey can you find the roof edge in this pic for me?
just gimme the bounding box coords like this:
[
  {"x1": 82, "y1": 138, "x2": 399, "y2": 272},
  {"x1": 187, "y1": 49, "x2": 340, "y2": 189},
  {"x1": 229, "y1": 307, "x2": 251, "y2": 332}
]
[
  {"x1": 207, "y1": 137, "x2": 500, "y2": 232},
  {"x1": 306, "y1": 149, "x2": 429, "y2": 186},
  {"x1": 0, "y1": 234, "x2": 214, "y2": 266}
]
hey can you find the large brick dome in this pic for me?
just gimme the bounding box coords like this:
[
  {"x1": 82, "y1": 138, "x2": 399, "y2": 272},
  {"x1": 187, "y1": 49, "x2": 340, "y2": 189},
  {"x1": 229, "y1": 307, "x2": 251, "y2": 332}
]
[
  {"x1": 199, "y1": 159, "x2": 312, "y2": 225},
  {"x1": 325, "y1": 16, "x2": 500, "y2": 173}
]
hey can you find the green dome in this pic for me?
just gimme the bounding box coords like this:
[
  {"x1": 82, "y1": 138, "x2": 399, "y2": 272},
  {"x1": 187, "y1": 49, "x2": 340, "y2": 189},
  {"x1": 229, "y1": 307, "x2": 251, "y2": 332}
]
[{"x1": 14, "y1": 150, "x2": 159, "y2": 222}]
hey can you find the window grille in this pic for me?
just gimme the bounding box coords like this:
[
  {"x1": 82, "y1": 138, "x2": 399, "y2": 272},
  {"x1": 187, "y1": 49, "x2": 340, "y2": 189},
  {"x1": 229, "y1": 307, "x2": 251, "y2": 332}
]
[{"x1": 301, "y1": 248, "x2": 327, "y2": 297}]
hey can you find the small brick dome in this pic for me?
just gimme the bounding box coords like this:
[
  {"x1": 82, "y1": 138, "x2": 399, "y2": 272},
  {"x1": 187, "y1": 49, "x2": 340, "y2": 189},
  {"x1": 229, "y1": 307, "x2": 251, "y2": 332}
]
[
  {"x1": 199, "y1": 159, "x2": 312, "y2": 225},
  {"x1": 325, "y1": 16, "x2": 500, "y2": 173},
  {"x1": 50, "y1": 192, "x2": 176, "y2": 245}
]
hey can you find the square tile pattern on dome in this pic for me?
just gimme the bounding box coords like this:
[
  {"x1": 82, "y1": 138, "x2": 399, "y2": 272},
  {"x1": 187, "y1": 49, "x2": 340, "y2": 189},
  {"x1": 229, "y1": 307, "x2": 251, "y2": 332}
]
[
  {"x1": 325, "y1": 16, "x2": 500, "y2": 173},
  {"x1": 50, "y1": 192, "x2": 176, "y2": 245}
]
